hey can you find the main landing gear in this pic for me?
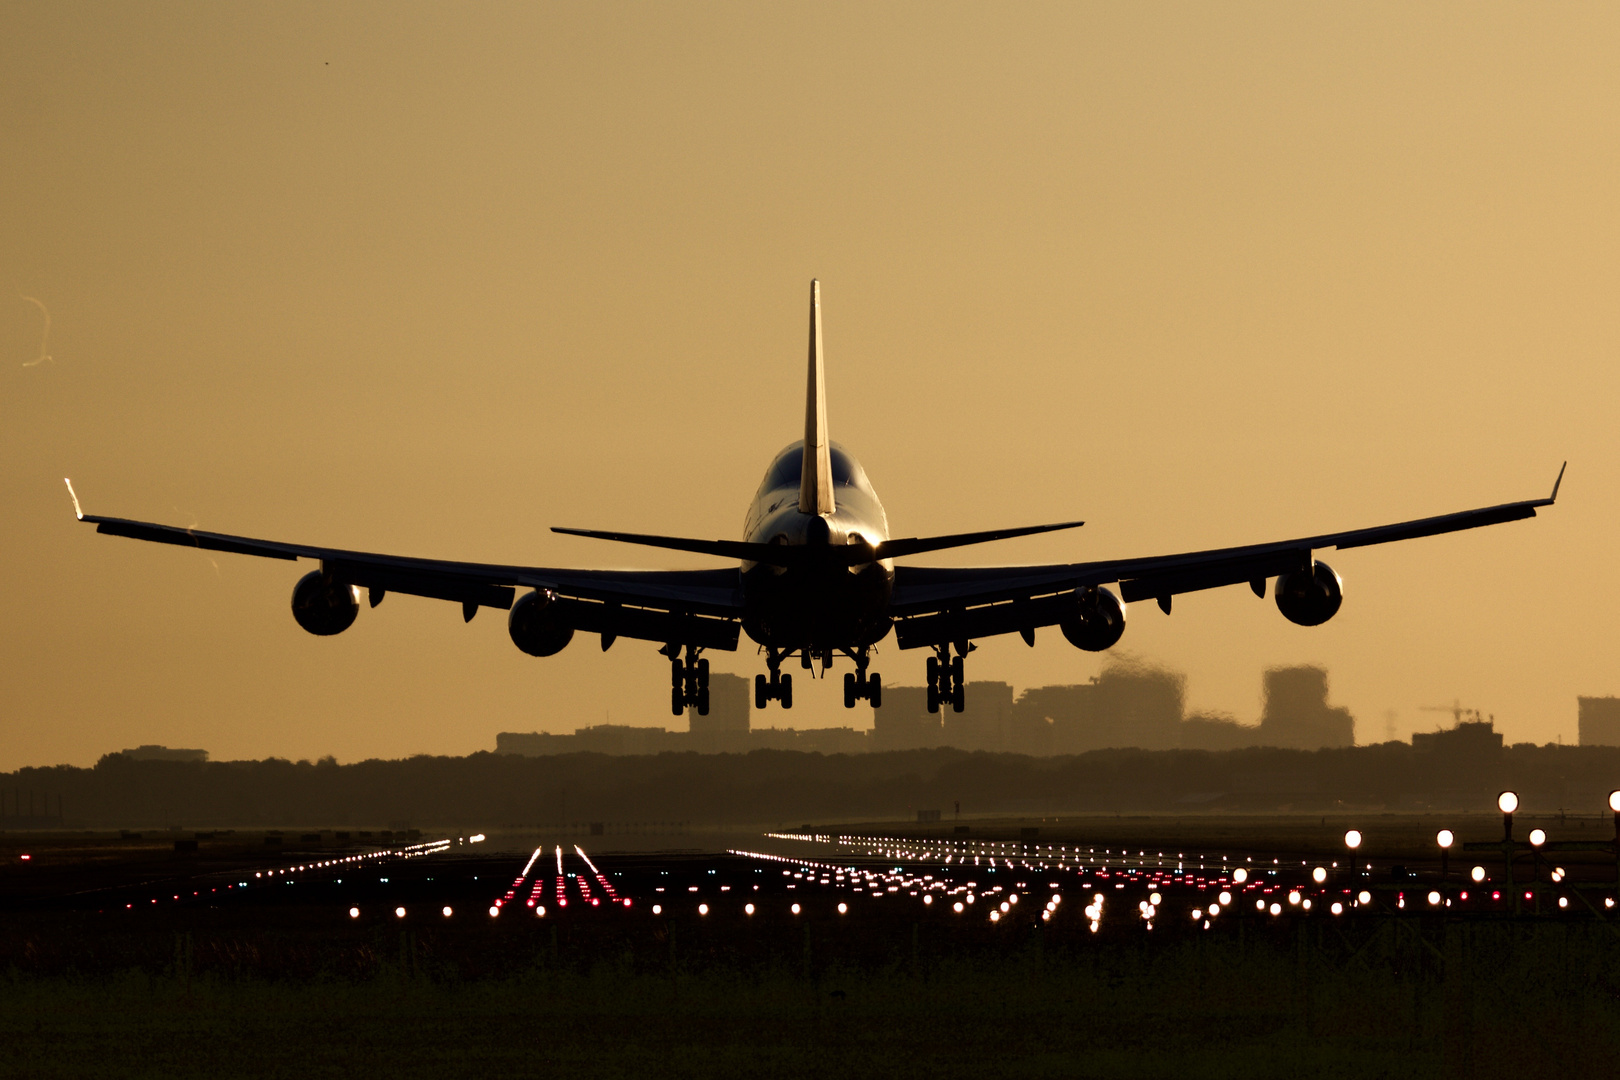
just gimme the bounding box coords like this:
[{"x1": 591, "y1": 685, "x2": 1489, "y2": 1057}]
[
  {"x1": 664, "y1": 644, "x2": 709, "y2": 716},
  {"x1": 755, "y1": 648, "x2": 793, "y2": 710},
  {"x1": 926, "y1": 643, "x2": 971, "y2": 714},
  {"x1": 843, "y1": 647, "x2": 881, "y2": 709}
]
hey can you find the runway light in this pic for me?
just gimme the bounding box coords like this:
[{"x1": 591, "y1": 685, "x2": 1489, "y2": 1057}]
[
  {"x1": 1471, "y1": 865, "x2": 1486, "y2": 883},
  {"x1": 1357, "y1": 891, "x2": 1372, "y2": 905},
  {"x1": 394, "y1": 907, "x2": 406, "y2": 919},
  {"x1": 442, "y1": 906, "x2": 453, "y2": 918},
  {"x1": 790, "y1": 903, "x2": 800, "y2": 915},
  {"x1": 1498, "y1": 791, "x2": 1519, "y2": 814},
  {"x1": 837, "y1": 902, "x2": 848, "y2": 915},
  {"x1": 1559, "y1": 897, "x2": 1569, "y2": 909},
  {"x1": 348, "y1": 907, "x2": 360, "y2": 919},
  {"x1": 1312, "y1": 867, "x2": 1327, "y2": 884},
  {"x1": 1287, "y1": 891, "x2": 1301, "y2": 906},
  {"x1": 1232, "y1": 868, "x2": 1248, "y2": 884},
  {"x1": 698, "y1": 904, "x2": 709, "y2": 916},
  {"x1": 745, "y1": 903, "x2": 755, "y2": 915},
  {"x1": 652, "y1": 904, "x2": 662, "y2": 915},
  {"x1": 536, "y1": 905, "x2": 546, "y2": 917},
  {"x1": 1552, "y1": 867, "x2": 1566, "y2": 883},
  {"x1": 1437, "y1": 829, "x2": 1455, "y2": 849},
  {"x1": 1256, "y1": 899, "x2": 1266, "y2": 911},
  {"x1": 953, "y1": 902, "x2": 964, "y2": 913},
  {"x1": 1191, "y1": 909, "x2": 1203, "y2": 920},
  {"x1": 1330, "y1": 902, "x2": 1343, "y2": 916},
  {"x1": 1427, "y1": 891, "x2": 1441, "y2": 906},
  {"x1": 1268, "y1": 903, "x2": 1281, "y2": 916},
  {"x1": 1609, "y1": 791, "x2": 1620, "y2": 814},
  {"x1": 1218, "y1": 890, "x2": 1232, "y2": 906},
  {"x1": 923, "y1": 895, "x2": 933, "y2": 906},
  {"x1": 1344, "y1": 830, "x2": 1362, "y2": 850},
  {"x1": 1149, "y1": 892, "x2": 1161, "y2": 906},
  {"x1": 990, "y1": 911, "x2": 1001, "y2": 922},
  {"x1": 1529, "y1": 829, "x2": 1547, "y2": 847},
  {"x1": 488, "y1": 906, "x2": 500, "y2": 917}
]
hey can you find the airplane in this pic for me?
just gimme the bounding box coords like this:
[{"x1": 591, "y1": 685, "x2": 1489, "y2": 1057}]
[{"x1": 70, "y1": 281, "x2": 1564, "y2": 718}]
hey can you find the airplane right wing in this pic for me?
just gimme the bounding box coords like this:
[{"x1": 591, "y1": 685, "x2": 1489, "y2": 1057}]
[{"x1": 887, "y1": 465, "x2": 1564, "y2": 649}]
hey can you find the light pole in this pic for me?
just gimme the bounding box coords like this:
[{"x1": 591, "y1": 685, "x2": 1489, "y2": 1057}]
[
  {"x1": 1499, "y1": 791, "x2": 1519, "y2": 914},
  {"x1": 1610, "y1": 790, "x2": 1620, "y2": 901},
  {"x1": 1436, "y1": 829, "x2": 1454, "y2": 887},
  {"x1": 1345, "y1": 830, "x2": 1362, "y2": 902}
]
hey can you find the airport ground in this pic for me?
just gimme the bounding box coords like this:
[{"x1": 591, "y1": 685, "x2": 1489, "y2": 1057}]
[{"x1": 3, "y1": 816, "x2": 1619, "y2": 1079}]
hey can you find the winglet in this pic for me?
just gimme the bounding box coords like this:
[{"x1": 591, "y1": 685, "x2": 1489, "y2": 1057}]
[
  {"x1": 798, "y1": 279, "x2": 835, "y2": 516},
  {"x1": 64, "y1": 477, "x2": 83, "y2": 520},
  {"x1": 1550, "y1": 461, "x2": 1566, "y2": 503}
]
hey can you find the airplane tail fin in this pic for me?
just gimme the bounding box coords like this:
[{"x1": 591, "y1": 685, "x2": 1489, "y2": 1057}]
[{"x1": 798, "y1": 279, "x2": 835, "y2": 516}]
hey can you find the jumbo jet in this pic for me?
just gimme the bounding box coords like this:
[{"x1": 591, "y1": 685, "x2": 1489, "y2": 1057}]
[{"x1": 72, "y1": 281, "x2": 1562, "y2": 717}]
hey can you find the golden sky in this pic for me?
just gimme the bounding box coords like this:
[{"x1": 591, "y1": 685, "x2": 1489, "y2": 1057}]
[{"x1": 2, "y1": 3, "x2": 1616, "y2": 768}]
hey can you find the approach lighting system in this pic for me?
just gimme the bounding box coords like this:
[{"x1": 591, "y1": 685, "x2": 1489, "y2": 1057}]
[
  {"x1": 1344, "y1": 830, "x2": 1362, "y2": 850},
  {"x1": 1437, "y1": 829, "x2": 1455, "y2": 848},
  {"x1": 1529, "y1": 829, "x2": 1547, "y2": 847},
  {"x1": 1498, "y1": 791, "x2": 1519, "y2": 814},
  {"x1": 1471, "y1": 866, "x2": 1486, "y2": 883},
  {"x1": 1312, "y1": 867, "x2": 1327, "y2": 884},
  {"x1": 1609, "y1": 790, "x2": 1620, "y2": 814}
]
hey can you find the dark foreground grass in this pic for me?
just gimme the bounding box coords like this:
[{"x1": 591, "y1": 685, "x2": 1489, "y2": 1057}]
[{"x1": 5, "y1": 919, "x2": 1619, "y2": 1080}]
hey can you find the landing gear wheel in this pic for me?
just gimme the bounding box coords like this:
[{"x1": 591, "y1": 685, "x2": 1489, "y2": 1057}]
[
  {"x1": 755, "y1": 674, "x2": 769, "y2": 710},
  {"x1": 951, "y1": 656, "x2": 964, "y2": 688},
  {"x1": 696, "y1": 658, "x2": 709, "y2": 690},
  {"x1": 843, "y1": 672, "x2": 857, "y2": 709},
  {"x1": 868, "y1": 674, "x2": 882, "y2": 708},
  {"x1": 779, "y1": 673, "x2": 793, "y2": 709},
  {"x1": 697, "y1": 686, "x2": 710, "y2": 716},
  {"x1": 952, "y1": 681, "x2": 965, "y2": 713},
  {"x1": 926, "y1": 683, "x2": 940, "y2": 714},
  {"x1": 671, "y1": 686, "x2": 685, "y2": 716},
  {"x1": 927, "y1": 656, "x2": 939, "y2": 687}
]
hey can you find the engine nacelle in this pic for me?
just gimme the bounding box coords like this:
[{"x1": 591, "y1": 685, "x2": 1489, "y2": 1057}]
[
  {"x1": 1059, "y1": 586, "x2": 1127, "y2": 652},
  {"x1": 1274, "y1": 562, "x2": 1343, "y2": 627},
  {"x1": 291, "y1": 570, "x2": 360, "y2": 636},
  {"x1": 508, "y1": 589, "x2": 575, "y2": 657}
]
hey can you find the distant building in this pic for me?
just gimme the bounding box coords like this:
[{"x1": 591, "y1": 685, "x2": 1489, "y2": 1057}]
[
  {"x1": 1180, "y1": 713, "x2": 1260, "y2": 751},
  {"x1": 120, "y1": 745, "x2": 208, "y2": 762},
  {"x1": 1412, "y1": 719, "x2": 1503, "y2": 756},
  {"x1": 1578, "y1": 697, "x2": 1620, "y2": 747},
  {"x1": 689, "y1": 673, "x2": 750, "y2": 751},
  {"x1": 496, "y1": 726, "x2": 681, "y2": 756},
  {"x1": 1256, "y1": 666, "x2": 1354, "y2": 749},
  {"x1": 1023, "y1": 666, "x2": 1184, "y2": 754},
  {"x1": 871, "y1": 685, "x2": 943, "y2": 750},
  {"x1": 947, "y1": 682, "x2": 1016, "y2": 751}
]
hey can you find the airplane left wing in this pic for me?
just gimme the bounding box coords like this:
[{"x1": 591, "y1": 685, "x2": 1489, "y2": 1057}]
[
  {"x1": 77, "y1": 512, "x2": 743, "y2": 650},
  {"x1": 888, "y1": 466, "x2": 1564, "y2": 648}
]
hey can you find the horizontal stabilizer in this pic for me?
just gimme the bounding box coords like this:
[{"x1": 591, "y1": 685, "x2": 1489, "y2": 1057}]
[{"x1": 875, "y1": 520, "x2": 1083, "y2": 560}]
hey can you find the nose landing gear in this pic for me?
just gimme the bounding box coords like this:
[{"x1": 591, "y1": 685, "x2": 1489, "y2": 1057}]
[{"x1": 926, "y1": 643, "x2": 970, "y2": 714}]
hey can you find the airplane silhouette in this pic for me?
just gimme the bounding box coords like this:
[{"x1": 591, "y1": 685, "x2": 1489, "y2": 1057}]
[{"x1": 73, "y1": 281, "x2": 1563, "y2": 717}]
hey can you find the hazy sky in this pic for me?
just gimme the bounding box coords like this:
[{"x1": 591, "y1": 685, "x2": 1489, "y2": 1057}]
[{"x1": 3, "y1": 3, "x2": 1616, "y2": 769}]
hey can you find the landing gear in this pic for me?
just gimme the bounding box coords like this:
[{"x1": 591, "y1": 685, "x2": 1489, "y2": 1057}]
[
  {"x1": 665, "y1": 645, "x2": 709, "y2": 716},
  {"x1": 841, "y1": 647, "x2": 881, "y2": 708},
  {"x1": 756, "y1": 649, "x2": 793, "y2": 709},
  {"x1": 926, "y1": 644, "x2": 969, "y2": 713}
]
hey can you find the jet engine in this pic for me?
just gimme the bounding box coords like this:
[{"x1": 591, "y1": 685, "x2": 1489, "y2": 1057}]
[
  {"x1": 1274, "y1": 562, "x2": 1343, "y2": 626},
  {"x1": 291, "y1": 570, "x2": 360, "y2": 636},
  {"x1": 508, "y1": 589, "x2": 575, "y2": 657},
  {"x1": 1059, "y1": 586, "x2": 1127, "y2": 652}
]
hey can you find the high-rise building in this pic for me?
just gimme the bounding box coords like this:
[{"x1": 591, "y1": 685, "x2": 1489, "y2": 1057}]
[
  {"x1": 1578, "y1": 696, "x2": 1620, "y2": 747},
  {"x1": 689, "y1": 673, "x2": 750, "y2": 751},
  {"x1": 1256, "y1": 666, "x2": 1354, "y2": 748},
  {"x1": 1024, "y1": 666, "x2": 1184, "y2": 754}
]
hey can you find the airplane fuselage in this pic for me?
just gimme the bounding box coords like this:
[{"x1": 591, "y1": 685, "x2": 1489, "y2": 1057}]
[{"x1": 739, "y1": 441, "x2": 894, "y2": 650}]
